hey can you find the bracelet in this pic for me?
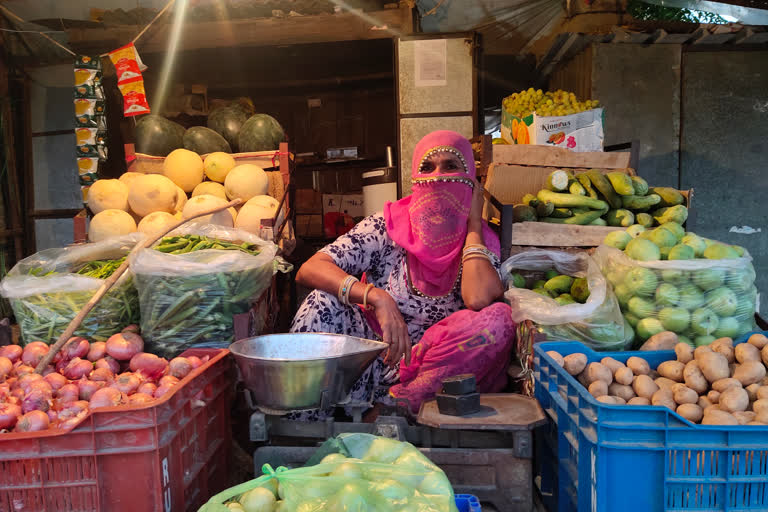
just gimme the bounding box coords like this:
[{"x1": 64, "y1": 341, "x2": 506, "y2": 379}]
[
  {"x1": 362, "y1": 283, "x2": 375, "y2": 310},
  {"x1": 461, "y1": 253, "x2": 493, "y2": 265},
  {"x1": 463, "y1": 243, "x2": 487, "y2": 252},
  {"x1": 338, "y1": 275, "x2": 358, "y2": 305},
  {"x1": 344, "y1": 277, "x2": 359, "y2": 305},
  {"x1": 462, "y1": 246, "x2": 499, "y2": 267}
]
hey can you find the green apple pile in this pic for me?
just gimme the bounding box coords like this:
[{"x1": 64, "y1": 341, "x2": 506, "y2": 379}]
[
  {"x1": 509, "y1": 269, "x2": 590, "y2": 305},
  {"x1": 600, "y1": 222, "x2": 757, "y2": 347}
]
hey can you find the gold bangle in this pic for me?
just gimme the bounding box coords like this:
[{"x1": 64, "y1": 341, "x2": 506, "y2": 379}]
[
  {"x1": 463, "y1": 243, "x2": 487, "y2": 252},
  {"x1": 462, "y1": 253, "x2": 492, "y2": 264},
  {"x1": 362, "y1": 283, "x2": 375, "y2": 310}
]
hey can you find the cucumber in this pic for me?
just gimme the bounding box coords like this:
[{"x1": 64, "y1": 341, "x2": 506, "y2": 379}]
[
  {"x1": 605, "y1": 209, "x2": 636, "y2": 227},
  {"x1": 550, "y1": 207, "x2": 573, "y2": 218},
  {"x1": 522, "y1": 193, "x2": 539, "y2": 207},
  {"x1": 512, "y1": 204, "x2": 537, "y2": 222},
  {"x1": 546, "y1": 169, "x2": 573, "y2": 192},
  {"x1": 540, "y1": 210, "x2": 604, "y2": 225},
  {"x1": 536, "y1": 201, "x2": 555, "y2": 218},
  {"x1": 569, "y1": 180, "x2": 586, "y2": 196},
  {"x1": 577, "y1": 174, "x2": 599, "y2": 200},
  {"x1": 605, "y1": 172, "x2": 635, "y2": 196},
  {"x1": 621, "y1": 194, "x2": 661, "y2": 210},
  {"x1": 631, "y1": 176, "x2": 649, "y2": 195},
  {"x1": 590, "y1": 217, "x2": 608, "y2": 226},
  {"x1": 537, "y1": 189, "x2": 608, "y2": 210},
  {"x1": 585, "y1": 170, "x2": 622, "y2": 209}
]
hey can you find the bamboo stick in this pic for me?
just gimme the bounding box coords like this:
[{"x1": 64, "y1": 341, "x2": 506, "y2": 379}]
[{"x1": 34, "y1": 199, "x2": 242, "y2": 373}]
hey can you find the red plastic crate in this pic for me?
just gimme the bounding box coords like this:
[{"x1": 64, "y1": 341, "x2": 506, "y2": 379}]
[{"x1": 0, "y1": 348, "x2": 234, "y2": 512}]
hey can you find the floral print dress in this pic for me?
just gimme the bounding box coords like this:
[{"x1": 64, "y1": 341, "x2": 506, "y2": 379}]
[{"x1": 289, "y1": 213, "x2": 500, "y2": 420}]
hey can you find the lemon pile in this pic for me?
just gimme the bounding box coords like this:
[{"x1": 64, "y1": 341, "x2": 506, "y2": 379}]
[{"x1": 503, "y1": 88, "x2": 600, "y2": 118}]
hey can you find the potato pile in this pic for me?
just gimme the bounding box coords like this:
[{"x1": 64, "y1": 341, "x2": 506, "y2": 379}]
[{"x1": 548, "y1": 333, "x2": 768, "y2": 425}]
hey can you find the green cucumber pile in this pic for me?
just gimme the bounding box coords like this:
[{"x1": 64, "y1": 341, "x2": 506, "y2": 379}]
[{"x1": 512, "y1": 169, "x2": 688, "y2": 227}]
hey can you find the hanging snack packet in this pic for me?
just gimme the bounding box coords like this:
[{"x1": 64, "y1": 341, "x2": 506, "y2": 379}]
[
  {"x1": 118, "y1": 76, "x2": 151, "y2": 116},
  {"x1": 108, "y1": 43, "x2": 144, "y2": 83},
  {"x1": 74, "y1": 54, "x2": 108, "y2": 205}
]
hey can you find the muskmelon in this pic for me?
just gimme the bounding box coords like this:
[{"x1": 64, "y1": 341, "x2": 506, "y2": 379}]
[{"x1": 163, "y1": 149, "x2": 204, "y2": 193}]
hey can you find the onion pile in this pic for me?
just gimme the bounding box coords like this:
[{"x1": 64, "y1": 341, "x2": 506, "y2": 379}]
[{"x1": 0, "y1": 332, "x2": 207, "y2": 433}]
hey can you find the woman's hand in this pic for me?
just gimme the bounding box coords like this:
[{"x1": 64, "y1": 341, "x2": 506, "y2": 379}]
[
  {"x1": 468, "y1": 181, "x2": 485, "y2": 231},
  {"x1": 369, "y1": 288, "x2": 411, "y2": 366}
]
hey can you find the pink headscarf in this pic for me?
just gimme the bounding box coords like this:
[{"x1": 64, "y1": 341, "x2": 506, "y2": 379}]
[{"x1": 383, "y1": 131, "x2": 500, "y2": 297}]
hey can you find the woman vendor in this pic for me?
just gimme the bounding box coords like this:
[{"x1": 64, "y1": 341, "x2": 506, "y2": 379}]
[{"x1": 292, "y1": 130, "x2": 514, "y2": 419}]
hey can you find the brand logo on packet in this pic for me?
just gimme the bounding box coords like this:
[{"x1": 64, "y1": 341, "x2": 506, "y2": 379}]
[{"x1": 541, "y1": 120, "x2": 572, "y2": 132}]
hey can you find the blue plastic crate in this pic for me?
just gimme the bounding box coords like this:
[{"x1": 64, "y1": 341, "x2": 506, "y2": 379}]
[
  {"x1": 534, "y1": 332, "x2": 768, "y2": 512},
  {"x1": 455, "y1": 494, "x2": 481, "y2": 512}
]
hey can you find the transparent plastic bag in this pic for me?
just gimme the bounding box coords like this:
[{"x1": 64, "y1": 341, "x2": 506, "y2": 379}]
[
  {"x1": 0, "y1": 233, "x2": 144, "y2": 343},
  {"x1": 199, "y1": 434, "x2": 458, "y2": 512},
  {"x1": 593, "y1": 245, "x2": 757, "y2": 348},
  {"x1": 501, "y1": 249, "x2": 629, "y2": 351},
  {"x1": 129, "y1": 223, "x2": 288, "y2": 358}
]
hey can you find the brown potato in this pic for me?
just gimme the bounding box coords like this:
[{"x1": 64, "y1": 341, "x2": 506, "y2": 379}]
[
  {"x1": 752, "y1": 399, "x2": 768, "y2": 416},
  {"x1": 577, "y1": 370, "x2": 590, "y2": 388},
  {"x1": 611, "y1": 395, "x2": 627, "y2": 405},
  {"x1": 762, "y1": 376, "x2": 768, "y2": 386},
  {"x1": 596, "y1": 395, "x2": 619, "y2": 405},
  {"x1": 627, "y1": 356, "x2": 650, "y2": 376},
  {"x1": 655, "y1": 377, "x2": 677, "y2": 391},
  {"x1": 698, "y1": 396, "x2": 713, "y2": 410},
  {"x1": 756, "y1": 410, "x2": 768, "y2": 424},
  {"x1": 762, "y1": 345, "x2": 768, "y2": 367},
  {"x1": 586, "y1": 362, "x2": 613, "y2": 385},
  {"x1": 627, "y1": 397, "x2": 651, "y2": 406},
  {"x1": 677, "y1": 403, "x2": 703, "y2": 423},
  {"x1": 614, "y1": 366, "x2": 634, "y2": 386},
  {"x1": 746, "y1": 383, "x2": 761, "y2": 402},
  {"x1": 633, "y1": 375, "x2": 659, "y2": 399},
  {"x1": 696, "y1": 351, "x2": 730, "y2": 383},
  {"x1": 563, "y1": 353, "x2": 588, "y2": 376},
  {"x1": 710, "y1": 337, "x2": 735, "y2": 363},
  {"x1": 600, "y1": 357, "x2": 625, "y2": 374},
  {"x1": 747, "y1": 333, "x2": 768, "y2": 350},
  {"x1": 639, "y1": 331, "x2": 678, "y2": 351},
  {"x1": 694, "y1": 345, "x2": 713, "y2": 359},
  {"x1": 735, "y1": 343, "x2": 761, "y2": 364},
  {"x1": 733, "y1": 361, "x2": 767, "y2": 386},
  {"x1": 546, "y1": 351, "x2": 565, "y2": 367},
  {"x1": 648, "y1": 370, "x2": 660, "y2": 380},
  {"x1": 672, "y1": 384, "x2": 699, "y2": 405},
  {"x1": 702, "y1": 409, "x2": 739, "y2": 425},
  {"x1": 719, "y1": 387, "x2": 749, "y2": 413},
  {"x1": 588, "y1": 380, "x2": 608, "y2": 398},
  {"x1": 675, "y1": 343, "x2": 694, "y2": 364},
  {"x1": 657, "y1": 361, "x2": 685, "y2": 382},
  {"x1": 609, "y1": 383, "x2": 636, "y2": 402},
  {"x1": 757, "y1": 387, "x2": 768, "y2": 401},
  {"x1": 704, "y1": 404, "x2": 721, "y2": 415},
  {"x1": 707, "y1": 390, "x2": 721, "y2": 404},
  {"x1": 683, "y1": 361, "x2": 708, "y2": 395},
  {"x1": 712, "y1": 378, "x2": 743, "y2": 392},
  {"x1": 651, "y1": 388, "x2": 676, "y2": 410},
  {"x1": 733, "y1": 411, "x2": 756, "y2": 425},
  {"x1": 747, "y1": 421, "x2": 767, "y2": 426}
]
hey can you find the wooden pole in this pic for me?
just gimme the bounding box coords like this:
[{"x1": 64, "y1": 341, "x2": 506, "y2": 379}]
[{"x1": 34, "y1": 198, "x2": 242, "y2": 374}]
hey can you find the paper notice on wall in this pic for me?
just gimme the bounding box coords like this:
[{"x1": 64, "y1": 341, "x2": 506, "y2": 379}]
[{"x1": 414, "y1": 39, "x2": 447, "y2": 87}]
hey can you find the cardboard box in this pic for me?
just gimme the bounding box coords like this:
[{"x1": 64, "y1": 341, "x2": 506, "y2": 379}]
[
  {"x1": 501, "y1": 108, "x2": 604, "y2": 153},
  {"x1": 295, "y1": 189, "x2": 323, "y2": 214}
]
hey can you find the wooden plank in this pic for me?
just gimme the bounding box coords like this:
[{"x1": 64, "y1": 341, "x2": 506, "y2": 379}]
[
  {"x1": 491, "y1": 144, "x2": 631, "y2": 169},
  {"x1": 67, "y1": 9, "x2": 407, "y2": 54},
  {"x1": 510, "y1": 221, "x2": 622, "y2": 247}
]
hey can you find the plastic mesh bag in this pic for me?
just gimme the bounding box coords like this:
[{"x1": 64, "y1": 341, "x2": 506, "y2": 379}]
[
  {"x1": 0, "y1": 233, "x2": 143, "y2": 344},
  {"x1": 199, "y1": 434, "x2": 458, "y2": 512},
  {"x1": 593, "y1": 245, "x2": 756, "y2": 348},
  {"x1": 501, "y1": 249, "x2": 629, "y2": 351},
  {"x1": 129, "y1": 223, "x2": 287, "y2": 358}
]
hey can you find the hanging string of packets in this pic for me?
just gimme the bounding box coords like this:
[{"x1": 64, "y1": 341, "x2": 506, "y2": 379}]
[{"x1": 74, "y1": 54, "x2": 106, "y2": 203}]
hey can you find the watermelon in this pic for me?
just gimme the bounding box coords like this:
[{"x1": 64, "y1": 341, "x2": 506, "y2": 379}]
[
  {"x1": 183, "y1": 126, "x2": 231, "y2": 154},
  {"x1": 238, "y1": 114, "x2": 285, "y2": 152},
  {"x1": 135, "y1": 115, "x2": 185, "y2": 156},
  {"x1": 230, "y1": 97, "x2": 255, "y2": 116},
  {"x1": 207, "y1": 106, "x2": 248, "y2": 152}
]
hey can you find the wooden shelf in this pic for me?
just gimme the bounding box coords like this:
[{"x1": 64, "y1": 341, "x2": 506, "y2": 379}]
[{"x1": 67, "y1": 7, "x2": 412, "y2": 55}]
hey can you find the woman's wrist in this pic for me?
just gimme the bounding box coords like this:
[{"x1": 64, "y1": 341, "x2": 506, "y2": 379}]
[{"x1": 368, "y1": 287, "x2": 389, "y2": 308}]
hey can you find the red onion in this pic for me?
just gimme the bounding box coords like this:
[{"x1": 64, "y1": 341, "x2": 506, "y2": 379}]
[
  {"x1": 78, "y1": 378, "x2": 106, "y2": 400},
  {"x1": 94, "y1": 356, "x2": 120, "y2": 374},
  {"x1": 137, "y1": 382, "x2": 157, "y2": 396},
  {"x1": 62, "y1": 358, "x2": 93, "y2": 380},
  {"x1": 22, "y1": 389, "x2": 51, "y2": 413},
  {"x1": 129, "y1": 353, "x2": 168, "y2": 381},
  {"x1": 56, "y1": 383, "x2": 79, "y2": 402},
  {"x1": 89, "y1": 387, "x2": 124, "y2": 409},
  {"x1": 10, "y1": 387, "x2": 24, "y2": 402},
  {"x1": 54, "y1": 337, "x2": 90, "y2": 363},
  {"x1": 159, "y1": 375, "x2": 179, "y2": 387},
  {"x1": 113, "y1": 373, "x2": 141, "y2": 395},
  {"x1": 89, "y1": 368, "x2": 114, "y2": 383},
  {"x1": 21, "y1": 342, "x2": 50, "y2": 367},
  {"x1": 105, "y1": 333, "x2": 144, "y2": 361},
  {"x1": 25, "y1": 380, "x2": 53, "y2": 398},
  {"x1": 57, "y1": 400, "x2": 89, "y2": 419},
  {"x1": 154, "y1": 384, "x2": 176, "y2": 399},
  {"x1": 87, "y1": 342, "x2": 107, "y2": 362},
  {"x1": 47, "y1": 409, "x2": 58, "y2": 423},
  {"x1": 41, "y1": 365, "x2": 56, "y2": 376},
  {"x1": 0, "y1": 356, "x2": 12, "y2": 380},
  {"x1": 0, "y1": 384, "x2": 10, "y2": 400},
  {"x1": 18, "y1": 373, "x2": 45, "y2": 392},
  {"x1": 121, "y1": 324, "x2": 140, "y2": 334},
  {"x1": 15, "y1": 410, "x2": 50, "y2": 432},
  {"x1": 186, "y1": 356, "x2": 204, "y2": 369},
  {"x1": 14, "y1": 364, "x2": 35, "y2": 376},
  {"x1": 44, "y1": 372, "x2": 68, "y2": 392},
  {"x1": 168, "y1": 357, "x2": 193, "y2": 379},
  {"x1": 0, "y1": 345, "x2": 22, "y2": 363},
  {"x1": 128, "y1": 392, "x2": 154, "y2": 405},
  {"x1": 0, "y1": 403, "x2": 21, "y2": 429}
]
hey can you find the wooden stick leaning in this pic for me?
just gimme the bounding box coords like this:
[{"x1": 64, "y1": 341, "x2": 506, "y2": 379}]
[{"x1": 34, "y1": 198, "x2": 243, "y2": 374}]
